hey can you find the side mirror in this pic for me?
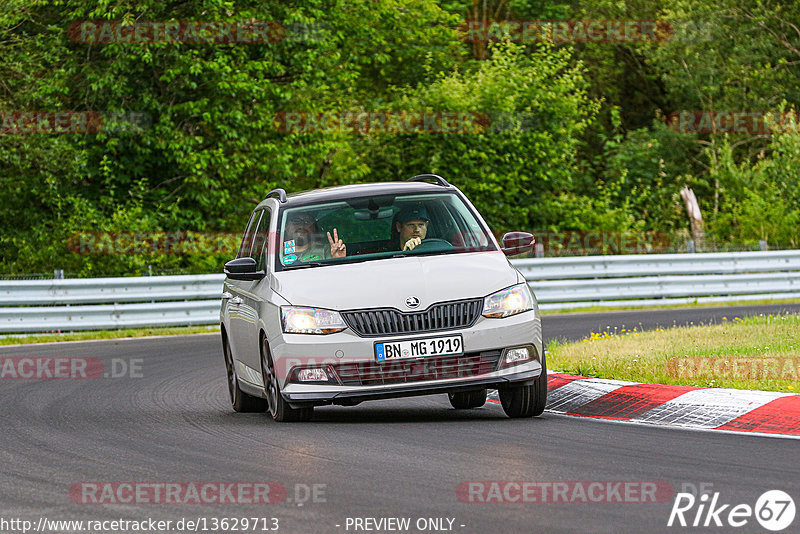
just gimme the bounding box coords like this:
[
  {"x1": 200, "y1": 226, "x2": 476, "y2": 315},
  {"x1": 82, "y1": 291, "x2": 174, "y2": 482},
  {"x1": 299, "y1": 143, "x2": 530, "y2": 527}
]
[
  {"x1": 224, "y1": 257, "x2": 265, "y2": 281},
  {"x1": 500, "y1": 232, "x2": 535, "y2": 256}
]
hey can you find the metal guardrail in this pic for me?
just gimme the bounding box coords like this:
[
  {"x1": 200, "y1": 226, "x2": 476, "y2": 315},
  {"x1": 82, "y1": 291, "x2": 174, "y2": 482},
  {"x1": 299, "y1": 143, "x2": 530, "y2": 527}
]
[
  {"x1": 518, "y1": 250, "x2": 800, "y2": 310},
  {"x1": 1, "y1": 250, "x2": 799, "y2": 332},
  {"x1": 0, "y1": 301, "x2": 221, "y2": 333},
  {"x1": 515, "y1": 250, "x2": 800, "y2": 280},
  {"x1": 0, "y1": 274, "x2": 224, "y2": 306},
  {"x1": 0, "y1": 275, "x2": 225, "y2": 333}
]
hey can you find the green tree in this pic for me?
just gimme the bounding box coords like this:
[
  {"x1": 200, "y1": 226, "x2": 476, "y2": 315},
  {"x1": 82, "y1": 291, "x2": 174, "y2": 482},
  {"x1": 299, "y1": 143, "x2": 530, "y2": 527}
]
[
  {"x1": 359, "y1": 41, "x2": 599, "y2": 231},
  {"x1": 0, "y1": 0, "x2": 464, "y2": 274}
]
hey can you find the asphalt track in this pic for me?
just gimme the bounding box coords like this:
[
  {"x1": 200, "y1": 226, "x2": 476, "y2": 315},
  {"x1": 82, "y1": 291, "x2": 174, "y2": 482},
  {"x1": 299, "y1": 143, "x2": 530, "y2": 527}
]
[{"x1": 1, "y1": 303, "x2": 799, "y2": 534}]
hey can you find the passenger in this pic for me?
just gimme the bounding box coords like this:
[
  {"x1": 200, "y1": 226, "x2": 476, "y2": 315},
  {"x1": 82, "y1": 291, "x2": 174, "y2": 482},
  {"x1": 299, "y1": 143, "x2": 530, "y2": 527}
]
[
  {"x1": 285, "y1": 212, "x2": 346, "y2": 261},
  {"x1": 391, "y1": 206, "x2": 429, "y2": 251}
]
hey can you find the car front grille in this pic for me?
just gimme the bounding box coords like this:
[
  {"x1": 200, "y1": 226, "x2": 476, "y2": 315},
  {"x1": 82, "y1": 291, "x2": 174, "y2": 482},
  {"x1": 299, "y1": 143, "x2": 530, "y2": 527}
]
[
  {"x1": 331, "y1": 350, "x2": 502, "y2": 386},
  {"x1": 341, "y1": 298, "x2": 483, "y2": 337}
]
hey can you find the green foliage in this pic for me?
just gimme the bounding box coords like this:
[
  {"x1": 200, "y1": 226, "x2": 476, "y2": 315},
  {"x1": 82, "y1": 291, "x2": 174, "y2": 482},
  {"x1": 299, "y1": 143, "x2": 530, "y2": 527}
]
[
  {"x1": 710, "y1": 184, "x2": 800, "y2": 249},
  {"x1": 706, "y1": 128, "x2": 800, "y2": 249},
  {"x1": 0, "y1": 0, "x2": 464, "y2": 274},
  {"x1": 652, "y1": 0, "x2": 800, "y2": 112},
  {"x1": 594, "y1": 113, "x2": 697, "y2": 233},
  {"x1": 2, "y1": 0, "x2": 800, "y2": 276},
  {"x1": 361, "y1": 41, "x2": 599, "y2": 230}
]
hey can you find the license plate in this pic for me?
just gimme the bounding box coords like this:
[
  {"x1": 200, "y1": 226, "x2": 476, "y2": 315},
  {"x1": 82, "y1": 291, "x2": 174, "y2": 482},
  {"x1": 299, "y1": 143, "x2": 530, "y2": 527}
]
[{"x1": 375, "y1": 335, "x2": 463, "y2": 362}]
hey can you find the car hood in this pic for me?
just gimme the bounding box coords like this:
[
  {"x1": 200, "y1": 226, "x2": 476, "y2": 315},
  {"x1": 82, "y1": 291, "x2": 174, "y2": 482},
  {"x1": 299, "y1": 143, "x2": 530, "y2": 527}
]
[{"x1": 272, "y1": 251, "x2": 519, "y2": 311}]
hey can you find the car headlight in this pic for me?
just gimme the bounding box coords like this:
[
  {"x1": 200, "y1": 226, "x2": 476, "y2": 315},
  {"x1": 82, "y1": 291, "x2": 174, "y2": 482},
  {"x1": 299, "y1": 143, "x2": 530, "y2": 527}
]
[
  {"x1": 281, "y1": 306, "x2": 347, "y2": 334},
  {"x1": 482, "y1": 284, "x2": 534, "y2": 318}
]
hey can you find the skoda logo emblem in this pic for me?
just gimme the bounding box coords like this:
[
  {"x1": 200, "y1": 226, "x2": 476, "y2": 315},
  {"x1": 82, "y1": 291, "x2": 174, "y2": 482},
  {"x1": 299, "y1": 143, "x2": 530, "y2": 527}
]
[{"x1": 405, "y1": 296, "x2": 420, "y2": 309}]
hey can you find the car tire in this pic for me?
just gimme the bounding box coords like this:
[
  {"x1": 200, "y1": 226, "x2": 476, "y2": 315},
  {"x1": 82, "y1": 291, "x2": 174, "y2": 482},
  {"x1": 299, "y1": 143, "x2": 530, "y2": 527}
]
[
  {"x1": 222, "y1": 332, "x2": 267, "y2": 413},
  {"x1": 260, "y1": 335, "x2": 313, "y2": 422},
  {"x1": 499, "y1": 354, "x2": 547, "y2": 418},
  {"x1": 448, "y1": 389, "x2": 487, "y2": 409}
]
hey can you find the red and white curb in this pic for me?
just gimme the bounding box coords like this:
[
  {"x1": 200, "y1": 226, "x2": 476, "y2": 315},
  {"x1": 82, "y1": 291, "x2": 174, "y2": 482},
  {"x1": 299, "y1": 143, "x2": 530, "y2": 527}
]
[{"x1": 489, "y1": 373, "x2": 800, "y2": 438}]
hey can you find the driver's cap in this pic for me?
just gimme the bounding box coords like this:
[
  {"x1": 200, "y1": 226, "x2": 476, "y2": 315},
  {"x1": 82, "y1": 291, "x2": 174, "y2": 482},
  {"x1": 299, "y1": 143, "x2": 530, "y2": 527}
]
[
  {"x1": 396, "y1": 206, "x2": 429, "y2": 223},
  {"x1": 288, "y1": 211, "x2": 316, "y2": 225}
]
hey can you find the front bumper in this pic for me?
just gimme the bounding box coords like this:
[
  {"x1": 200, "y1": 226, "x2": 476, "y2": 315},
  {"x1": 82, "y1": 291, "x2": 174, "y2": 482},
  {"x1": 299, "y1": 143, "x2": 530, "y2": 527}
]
[
  {"x1": 282, "y1": 360, "x2": 542, "y2": 406},
  {"x1": 266, "y1": 308, "x2": 543, "y2": 407}
]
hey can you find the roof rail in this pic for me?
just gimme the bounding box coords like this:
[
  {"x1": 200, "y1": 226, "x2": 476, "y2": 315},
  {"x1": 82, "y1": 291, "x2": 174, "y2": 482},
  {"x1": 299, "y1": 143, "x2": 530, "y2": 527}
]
[
  {"x1": 407, "y1": 174, "x2": 451, "y2": 187},
  {"x1": 265, "y1": 188, "x2": 287, "y2": 203}
]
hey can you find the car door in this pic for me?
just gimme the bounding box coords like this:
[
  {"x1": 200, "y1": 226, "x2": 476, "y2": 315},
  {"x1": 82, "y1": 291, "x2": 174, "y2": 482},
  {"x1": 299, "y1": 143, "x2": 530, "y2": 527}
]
[{"x1": 227, "y1": 208, "x2": 270, "y2": 384}]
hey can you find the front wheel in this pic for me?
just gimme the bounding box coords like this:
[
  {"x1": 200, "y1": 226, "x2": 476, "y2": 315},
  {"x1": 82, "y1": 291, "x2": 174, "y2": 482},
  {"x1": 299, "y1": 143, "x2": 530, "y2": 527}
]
[
  {"x1": 222, "y1": 333, "x2": 267, "y2": 413},
  {"x1": 260, "y1": 336, "x2": 313, "y2": 422},
  {"x1": 448, "y1": 389, "x2": 487, "y2": 409},
  {"x1": 499, "y1": 356, "x2": 547, "y2": 418}
]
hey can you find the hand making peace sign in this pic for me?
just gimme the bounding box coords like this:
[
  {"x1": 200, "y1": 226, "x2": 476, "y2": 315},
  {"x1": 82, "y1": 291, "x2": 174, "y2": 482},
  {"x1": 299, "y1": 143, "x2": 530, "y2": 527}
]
[{"x1": 327, "y1": 228, "x2": 346, "y2": 258}]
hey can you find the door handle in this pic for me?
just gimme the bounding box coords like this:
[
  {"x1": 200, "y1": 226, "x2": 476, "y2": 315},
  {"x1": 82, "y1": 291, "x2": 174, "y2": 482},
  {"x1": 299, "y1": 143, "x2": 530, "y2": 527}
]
[{"x1": 231, "y1": 297, "x2": 243, "y2": 305}]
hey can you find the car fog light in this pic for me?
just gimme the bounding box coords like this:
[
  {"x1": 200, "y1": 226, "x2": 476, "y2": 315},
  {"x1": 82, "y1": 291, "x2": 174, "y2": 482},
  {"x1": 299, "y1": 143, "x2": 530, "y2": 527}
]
[
  {"x1": 504, "y1": 347, "x2": 530, "y2": 365},
  {"x1": 297, "y1": 368, "x2": 329, "y2": 382}
]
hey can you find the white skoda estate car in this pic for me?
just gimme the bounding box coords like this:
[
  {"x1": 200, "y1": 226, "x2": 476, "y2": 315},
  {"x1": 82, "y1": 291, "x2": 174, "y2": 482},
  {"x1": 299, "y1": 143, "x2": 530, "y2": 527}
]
[{"x1": 221, "y1": 175, "x2": 545, "y2": 421}]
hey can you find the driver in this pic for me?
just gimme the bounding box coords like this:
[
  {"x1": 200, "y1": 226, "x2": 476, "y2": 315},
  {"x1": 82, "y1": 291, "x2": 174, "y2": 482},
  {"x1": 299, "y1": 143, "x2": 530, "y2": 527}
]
[
  {"x1": 285, "y1": 211, "x2": 346, "y2": 262},
  {"x1": 393, "y1": 206, "x2": 429, "y2": 251}
]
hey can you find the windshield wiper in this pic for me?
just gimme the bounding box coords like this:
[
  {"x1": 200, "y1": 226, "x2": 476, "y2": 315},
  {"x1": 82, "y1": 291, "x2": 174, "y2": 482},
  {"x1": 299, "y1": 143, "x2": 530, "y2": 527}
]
[
  {"x1": 389, "y1": 250, "x2": 463, "y2": 259},
  {"x1": 283, "y1": 261, "x2": 327, "y2": 270},
  {"x1": 413, "y1": 250, "x2": 460, "y2": 257}
]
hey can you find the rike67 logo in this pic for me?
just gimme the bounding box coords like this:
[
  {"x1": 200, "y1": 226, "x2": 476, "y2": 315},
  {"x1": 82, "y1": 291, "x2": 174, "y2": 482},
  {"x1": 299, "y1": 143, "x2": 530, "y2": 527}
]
[{"x1": 668, "y1": 488, "x2": 795, "y2": 531}]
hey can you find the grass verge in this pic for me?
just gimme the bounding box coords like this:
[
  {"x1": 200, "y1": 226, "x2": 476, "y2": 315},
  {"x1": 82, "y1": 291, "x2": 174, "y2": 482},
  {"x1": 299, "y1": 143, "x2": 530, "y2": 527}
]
[
  {"x1": 0, "y1": 325, "x2": 220, "y2": 345},
  {"x1": 547, "y1": 313, "x2": 800, "y2": 393}
]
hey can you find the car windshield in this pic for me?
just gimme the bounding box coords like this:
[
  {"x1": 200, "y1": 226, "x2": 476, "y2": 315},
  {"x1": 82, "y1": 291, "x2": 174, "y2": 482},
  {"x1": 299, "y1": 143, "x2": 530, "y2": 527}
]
[{"x1": 276, "y1": 191, "x2": 495, "y2": 271}]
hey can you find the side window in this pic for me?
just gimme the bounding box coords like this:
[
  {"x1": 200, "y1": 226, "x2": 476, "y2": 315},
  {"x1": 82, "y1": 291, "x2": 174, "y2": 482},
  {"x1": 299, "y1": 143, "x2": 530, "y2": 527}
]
[
  {"x1": 253, "y1": 209, "x2": 271, "y2": 271},
  {"x1": 237, "y1": 210, "x2": 262, "y2": 259}
]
